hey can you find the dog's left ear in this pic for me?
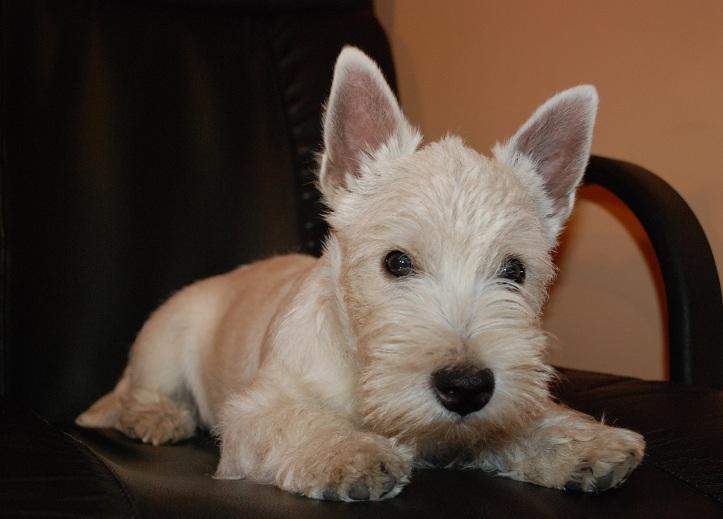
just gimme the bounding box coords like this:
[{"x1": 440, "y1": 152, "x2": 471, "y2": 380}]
[
  {"x1": 496, "y1": 86, "x2": 598, "y2": 242},
  {"x1": 319, "y1": 47, "x2": 421, "y2": 206}
]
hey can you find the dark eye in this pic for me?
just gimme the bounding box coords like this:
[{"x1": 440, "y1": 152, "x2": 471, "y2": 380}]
[
  {"x1": 499, "y1": 257, "x2": 526, "y2": 284},
  {"x1": 384, "y1": 250, "x2": 414, "y2": 277}
]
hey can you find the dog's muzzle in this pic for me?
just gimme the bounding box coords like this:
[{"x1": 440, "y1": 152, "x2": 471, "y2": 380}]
[{"x1": 431, "y1": 366, "x2": 495, "y2": 416}]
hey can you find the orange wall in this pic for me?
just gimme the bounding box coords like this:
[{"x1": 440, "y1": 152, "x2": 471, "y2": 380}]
[{"x1": 375, "y1": 0, "x2": 723, "y2": 380}]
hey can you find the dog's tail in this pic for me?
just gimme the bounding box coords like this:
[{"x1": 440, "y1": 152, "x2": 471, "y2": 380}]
[{"x1": 75, "y1": 367, "x2": 130, "y2": 428}]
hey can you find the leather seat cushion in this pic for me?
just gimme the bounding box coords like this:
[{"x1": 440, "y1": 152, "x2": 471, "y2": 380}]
[{"x1": 2, "y1": 368, "x2": 722, "y2": 518}]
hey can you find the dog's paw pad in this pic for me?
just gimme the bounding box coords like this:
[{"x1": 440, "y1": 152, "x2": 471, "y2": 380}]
[
  {"x1": 320, "y1": 473, "x2": 398, "y2": 502},
  {"x1": 319, "y1": 469, "x2": 404, "y2": 501},
  {"x1": 347, "y1": 479, "x2": 370, "y2": 501},
  {"x1": 563, "y1": 480, "x2": 582, "y2": 492}
]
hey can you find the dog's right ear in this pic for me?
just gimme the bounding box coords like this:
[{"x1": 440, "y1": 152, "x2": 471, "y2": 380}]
[{"x1": 319, "y1": 47, "x2": 421, "y2": 206}]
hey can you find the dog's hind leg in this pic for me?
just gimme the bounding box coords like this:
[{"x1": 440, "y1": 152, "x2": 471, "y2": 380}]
[
  {"x1": 75, "y1": 367, "x2": 131, "y2": 429},
  {"x1": 113, "y1": 386, "x2": 197, "y2": 446},
  {"x1": 76, "y1": 283, "x2": 213, "y2": 445},
  {"x1": 76, "y1": 370, "x2": 197, "y2": 445}
]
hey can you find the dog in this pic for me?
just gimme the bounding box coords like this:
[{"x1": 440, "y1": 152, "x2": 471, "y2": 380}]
[{"x1": 77, "y1": 46, "x2": 645, "y2": 502}]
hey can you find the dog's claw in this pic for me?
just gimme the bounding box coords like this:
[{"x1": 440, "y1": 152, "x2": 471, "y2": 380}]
[
  {"x1": 322, "y1": 487, "x2": 341, "y2": 501},
  {"x1": 380, "y1": 474, "x2": 397, "y2": 496},
  {"x1": 564, "y1": 451, "x2": 639, "y2": 493},
  {"x1": 593, "y1": 471, "x2": 616, "y2": 491}
]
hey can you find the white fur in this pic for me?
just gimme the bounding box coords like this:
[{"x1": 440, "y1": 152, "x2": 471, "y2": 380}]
[{"x1": 77, "y1": 47, "x2": 644, "y2": 501}]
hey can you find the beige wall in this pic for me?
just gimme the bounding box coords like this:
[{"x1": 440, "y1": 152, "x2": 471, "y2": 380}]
[{"x1": 375, "y1": 0, "x2": 723, "y2": 380}]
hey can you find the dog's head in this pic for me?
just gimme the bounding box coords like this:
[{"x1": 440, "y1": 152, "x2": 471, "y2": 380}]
[{"x1": 318, "y1": 47, "x2": 597, "y2": 453}]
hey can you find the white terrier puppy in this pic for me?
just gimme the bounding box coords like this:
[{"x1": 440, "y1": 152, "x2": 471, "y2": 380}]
[{"x1": 78, "y1": 47, "x2": 645, "y2": 502}]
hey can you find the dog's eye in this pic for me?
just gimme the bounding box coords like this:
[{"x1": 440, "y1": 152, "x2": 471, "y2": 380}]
[
  {"x1": 499, "y1": 257, "x2": 526, "y2": 284},
  {"x1": 384, "y1": 250, "x2": 414, "y2": 277}
]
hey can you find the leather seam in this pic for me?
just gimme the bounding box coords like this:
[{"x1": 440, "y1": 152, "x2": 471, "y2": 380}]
[
  {"x1": 261, "y1": 17, "x2": 327, "y2": 257},
  {"x1": 64, "y1": 431, "x2": 140, "y2": 518},
  {"x1": 642, "y1": 458, "x2": 723, "y2": 507},
  {"x1": 554, "y1": 368, "x2": 639, "y2": 392},
  {"x1": 260, "y1": 19, "x2": 309, "y2": 255}
]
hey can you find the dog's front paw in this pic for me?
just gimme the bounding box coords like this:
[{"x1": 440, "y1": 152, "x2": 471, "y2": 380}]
[
  {"x1": 561, "y1": 426, "x2": 645, "y2": 493},
  {"x1": 283, "y1": 434, "x2": 414, "y2": 502},
  {"x1": 492, "y1": 407, "x2": 646, "y2": 493}
]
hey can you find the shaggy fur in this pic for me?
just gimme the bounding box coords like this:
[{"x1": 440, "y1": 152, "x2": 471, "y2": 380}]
[{"x1": 77, "y1": 47, "x2": 645, "y2": 502}]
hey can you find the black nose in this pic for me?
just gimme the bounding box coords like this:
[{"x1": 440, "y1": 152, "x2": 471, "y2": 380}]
[{"x1": 432, "y1": 367, "x2": 495, "y2": 416}]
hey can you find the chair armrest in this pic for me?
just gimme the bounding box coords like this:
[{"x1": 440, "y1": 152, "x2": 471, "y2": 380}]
[{"x1": 583, "y1": 156, "x2": 722, "y2": 387}]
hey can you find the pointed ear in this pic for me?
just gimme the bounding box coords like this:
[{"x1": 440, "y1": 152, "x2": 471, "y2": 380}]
[
  {"x1": 319, "y1": 47, "x2": 420, "y2": 205},
  {"x1": 496, "y1": 85, "x2": 598, "y2": 241}
]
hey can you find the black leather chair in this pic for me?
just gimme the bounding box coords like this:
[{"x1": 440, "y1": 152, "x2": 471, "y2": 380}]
[{"x1": 2, "y1": 1, "x2": 722, "y2": 517}]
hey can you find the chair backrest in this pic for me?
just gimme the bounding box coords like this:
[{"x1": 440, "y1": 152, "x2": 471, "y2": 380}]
[
  {"x1": 5, "y1": 2, "x2": 719, "y2": 428},
  {"x1": 1, "y1": 0, "x2": 394, "y2": 422}
]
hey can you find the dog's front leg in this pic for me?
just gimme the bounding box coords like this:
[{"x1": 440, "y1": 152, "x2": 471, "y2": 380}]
[
  {"x1": 480, "y1": 401, "x2": 645, "y2": 492},
  {"x1": 214, "y1": 385, "x2": 414, "y2": 501}
]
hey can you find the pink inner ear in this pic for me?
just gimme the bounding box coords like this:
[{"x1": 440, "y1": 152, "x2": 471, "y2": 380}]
[
  {"x1": 519, "y1": 125, "x2": 586, "y2": 202},
  {"x1": 511, "y1": 91, "x2": 595, "y2": 217},
  {"x1": 325, "y1": 67, "x2": 399, "y2": 186}
]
